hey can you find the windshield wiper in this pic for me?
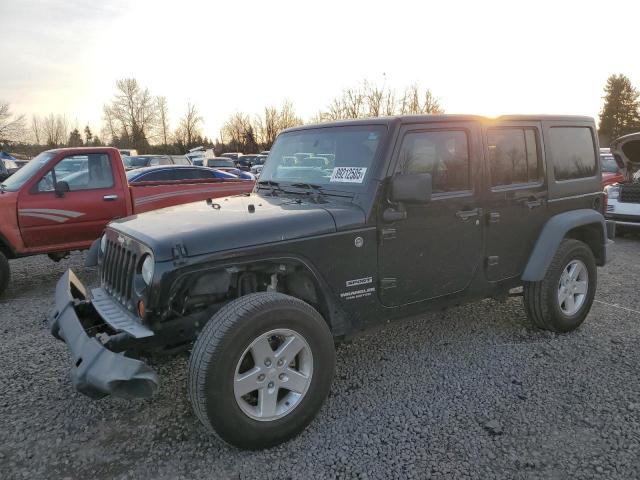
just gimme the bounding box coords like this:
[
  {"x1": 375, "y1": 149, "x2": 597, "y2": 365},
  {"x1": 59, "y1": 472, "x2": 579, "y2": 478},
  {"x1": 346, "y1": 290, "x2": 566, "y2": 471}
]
[
  {"x1": 257, "y1": 179, "x2": 283, "y2": 195},
  {"x1": 289, "y1": 182, "x2": 327, "y2": 203}
]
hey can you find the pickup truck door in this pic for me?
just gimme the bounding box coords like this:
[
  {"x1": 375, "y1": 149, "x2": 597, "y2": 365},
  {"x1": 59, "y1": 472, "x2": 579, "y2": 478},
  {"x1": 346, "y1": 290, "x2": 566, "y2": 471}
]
[
  {"x1": 482, "y1": 122, "x2": 547, "y2": 281},
  {"x1": 18, "y1": 152, "x2": 128, "y2": 249},
  {"x1": 377, "y1": 122, "x2": 484, "y2": 307}
]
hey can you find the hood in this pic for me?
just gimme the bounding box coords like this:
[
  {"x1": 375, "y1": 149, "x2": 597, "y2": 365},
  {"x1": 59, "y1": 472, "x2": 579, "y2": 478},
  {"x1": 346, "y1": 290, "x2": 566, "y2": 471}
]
[
  {"x1": 611, "y1": 132, "x2": 640, "y2": 180},
  {"x1": 110, "y1": 193, "x2": 366, "y2": 261}
]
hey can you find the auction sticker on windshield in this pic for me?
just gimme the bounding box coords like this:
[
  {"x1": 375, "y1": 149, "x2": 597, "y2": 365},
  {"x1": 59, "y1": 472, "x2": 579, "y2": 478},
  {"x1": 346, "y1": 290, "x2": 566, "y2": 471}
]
[{"x1": 330, "y1": 167, "x2": 367, "y2": 183}]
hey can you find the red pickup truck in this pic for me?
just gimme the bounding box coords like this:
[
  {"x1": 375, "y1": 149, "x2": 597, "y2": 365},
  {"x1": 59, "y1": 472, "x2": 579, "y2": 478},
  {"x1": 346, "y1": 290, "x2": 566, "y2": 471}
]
[{"x1": 0, "y1": 147, "x2": 254, "y2": 296}]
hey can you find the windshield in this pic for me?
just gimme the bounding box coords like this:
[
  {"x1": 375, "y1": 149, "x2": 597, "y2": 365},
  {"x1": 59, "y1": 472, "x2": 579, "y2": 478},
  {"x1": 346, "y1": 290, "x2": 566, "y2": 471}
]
[
  {"x1": 123, "y1": 156, "x2": 152, "y2": 168},
  {"x1": 259, "y1": 125, "x2": 386, "y2": 191},
  {"x1": 600, "y1": 154, "x2": 620, "y2": 174},
  {"x1": 1, "y1": 152, "x2": 55, "y2": 191}
]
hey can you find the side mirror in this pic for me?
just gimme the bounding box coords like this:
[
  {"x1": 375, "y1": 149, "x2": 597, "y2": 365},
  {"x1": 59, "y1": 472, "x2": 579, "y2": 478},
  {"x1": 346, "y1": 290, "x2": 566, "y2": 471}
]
[
  {"x1": 54, "y1": 180, "x2": 70, "y2": 197},
  {"x1": 390, "y1": 173, "x2": 432, "y2": 204}
]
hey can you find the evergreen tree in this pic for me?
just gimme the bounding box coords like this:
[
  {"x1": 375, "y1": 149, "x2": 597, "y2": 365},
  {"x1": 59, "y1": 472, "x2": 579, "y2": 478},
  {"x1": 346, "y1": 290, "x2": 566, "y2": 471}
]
[
  {"x1": 84, "y1": 125, "x2": 93, "y2": 145},
  {"x1": 67, "y1": 128, "x2": 83, "y2": 147},
  {"x1": 599, "y1": 74, "x2": 640, "y2": 142}
]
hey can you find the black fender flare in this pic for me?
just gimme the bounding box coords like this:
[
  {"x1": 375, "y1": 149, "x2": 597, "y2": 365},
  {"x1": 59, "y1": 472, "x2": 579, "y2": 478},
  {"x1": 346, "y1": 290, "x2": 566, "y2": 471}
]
[
  {"x1": 85, "y1": 238, "x2": 100, "y2": 267},
  {"x1": 521, "y1": 209, "x2": 607, "y2": 282}
]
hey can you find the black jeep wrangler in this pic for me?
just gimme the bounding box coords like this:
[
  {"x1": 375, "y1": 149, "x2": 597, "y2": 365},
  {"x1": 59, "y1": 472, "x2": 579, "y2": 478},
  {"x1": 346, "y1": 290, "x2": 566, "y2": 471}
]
[{"x1": 49, "y1": 115, "x2": 612, "y2": 449}]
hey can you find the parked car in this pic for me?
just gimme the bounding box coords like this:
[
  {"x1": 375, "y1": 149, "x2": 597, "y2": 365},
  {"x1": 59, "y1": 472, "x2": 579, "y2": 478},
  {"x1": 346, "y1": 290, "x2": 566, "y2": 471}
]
[
  {"x1": 600, "y1": 148, "x2": 624, "y2": 187},
  {"x1": 220, "y1": 152, "x2": 243, "y2": 161},
  {"x1": 122, "y1": 154, "x2": 191, "y2": 171},
  {"x1": 203, "y1": 157, "x2": 236, "y2": 170},
  {"x1": 118, "y1": 149, "x2": 138, "y2": 157},
  {"x1": 0, "y1": 147, "x2": 254, "y2": 296},
  {"x1": 126, "y1": 165, "x2": 245, "y2": 182},
  {"x1": 49, "y1": 115, "x2": 612, "y2": 450},
  {"x1": 604, "y1": 132, "x2": 640, "y2": 231},
  {"x1": 0, "y1": 158, "x2": 20, "y2": 181}
]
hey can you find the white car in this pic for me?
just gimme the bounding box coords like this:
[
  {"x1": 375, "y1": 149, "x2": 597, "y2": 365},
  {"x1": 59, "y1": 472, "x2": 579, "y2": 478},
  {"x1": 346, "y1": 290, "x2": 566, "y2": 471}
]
[{"x1": 604, "y1": 132, "x2": 640, "y2": 231}]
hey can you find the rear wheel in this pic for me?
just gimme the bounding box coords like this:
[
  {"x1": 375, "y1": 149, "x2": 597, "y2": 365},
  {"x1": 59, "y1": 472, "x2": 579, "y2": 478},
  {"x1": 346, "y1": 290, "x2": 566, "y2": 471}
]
[
  {"x1": 524, "y1": 239, "x2": 596, "y2": 333},
  {"x1": 0, "y1": 252, "x2": 9, "y2": 297},
  {"x1": 188, "y1": 292, "x2": 335, "y2": 449}
]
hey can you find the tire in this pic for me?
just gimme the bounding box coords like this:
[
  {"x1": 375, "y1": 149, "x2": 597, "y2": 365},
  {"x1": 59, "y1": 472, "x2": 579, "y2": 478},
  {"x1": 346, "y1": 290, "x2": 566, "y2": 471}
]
[
  {"x1": 188, "y1": 292, "x2": 335, "y2": 449},
  {"x1": 524, "y1": 239, "x2": 596, "y2": 333},
  {"x1": 0, "y1": 251, "x2": 9, "y2": 297}
]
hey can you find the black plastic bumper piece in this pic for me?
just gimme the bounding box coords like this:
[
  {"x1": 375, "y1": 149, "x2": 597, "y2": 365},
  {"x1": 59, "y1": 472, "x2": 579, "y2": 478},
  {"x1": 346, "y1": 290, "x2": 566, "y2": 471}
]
[{"x1": 48, "y1": 270, "x2": 159, "y2": 399}]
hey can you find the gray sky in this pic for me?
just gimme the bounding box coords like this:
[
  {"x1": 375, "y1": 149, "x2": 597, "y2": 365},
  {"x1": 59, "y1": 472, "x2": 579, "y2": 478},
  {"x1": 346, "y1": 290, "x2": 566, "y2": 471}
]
[{"x1": 1, "y1": 0, "x2": 639, "y2": 140}]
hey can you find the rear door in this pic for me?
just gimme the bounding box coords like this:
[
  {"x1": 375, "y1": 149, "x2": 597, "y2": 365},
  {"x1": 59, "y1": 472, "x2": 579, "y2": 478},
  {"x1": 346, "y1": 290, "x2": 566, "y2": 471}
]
[
  {"x1": 377, "y1": 121, "x2": 484, "y2": 306},
  {"x1": 18, "y1": 152, "x2": 127, "y2": 248},
  {"x1": 483, "y1": 122, "x2": 547, "y2": 281}
]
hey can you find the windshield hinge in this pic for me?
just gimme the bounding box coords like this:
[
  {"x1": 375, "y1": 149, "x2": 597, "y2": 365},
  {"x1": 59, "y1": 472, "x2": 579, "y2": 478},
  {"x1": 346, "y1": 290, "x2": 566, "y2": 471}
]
[{"x1": 172, "y1": 243, "x2": 188, "y2": 264}]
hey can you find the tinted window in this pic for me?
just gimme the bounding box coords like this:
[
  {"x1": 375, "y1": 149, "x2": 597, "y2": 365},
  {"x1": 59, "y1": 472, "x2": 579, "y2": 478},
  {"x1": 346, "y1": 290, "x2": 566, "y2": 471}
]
[
  {"x1": 135, "y1": 170, "x2": 176, "y2": 182},
  {"x1": 38, "y1": 154, "x2": 113, "y2": 191},
  {"x1": 550, "y1": 127, "x2": 597, "y2": 180},
  {"x1": 488, "y1": 128, "x2": 540, "y2": 186},
  {"x1": 173, "y1": 168, "x2": 213, "y2": 180},
  {"x1": 206, "y1": 159, "x2": 235, "y2": 168},
  {"x1": 397, "y1": 130, "x2": 470, "y2": 193}
]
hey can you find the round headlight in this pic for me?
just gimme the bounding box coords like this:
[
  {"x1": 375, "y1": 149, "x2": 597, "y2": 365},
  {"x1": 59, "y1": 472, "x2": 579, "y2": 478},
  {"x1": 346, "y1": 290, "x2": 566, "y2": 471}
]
[
  {"x1": 141, "y1": 254, "x2": 155, "y2": 285},
  {"x1": 605, "y1": 185, "x2": 620, "y2": 200},
  {"x1": 100, "y1": 234, "x2": 107, "y2": 254}
]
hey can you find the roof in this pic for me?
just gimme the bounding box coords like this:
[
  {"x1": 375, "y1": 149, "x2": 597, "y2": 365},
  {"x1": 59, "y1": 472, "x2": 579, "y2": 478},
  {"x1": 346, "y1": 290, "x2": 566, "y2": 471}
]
[{"x1": 281, "y1": 114, "x2": 595, "y2": 133}]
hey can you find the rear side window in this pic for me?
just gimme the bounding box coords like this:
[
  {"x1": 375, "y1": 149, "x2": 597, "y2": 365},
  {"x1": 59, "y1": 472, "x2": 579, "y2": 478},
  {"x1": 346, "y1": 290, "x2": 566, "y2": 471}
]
[
  {"x1": 398, "y1": 130, "x2": 470, "y2": 193},
  {"x1": 549, "y1": 127, "x2": 597, "y2": 181},
  {"x1": 487, "y1": 128, "x2": 540, "y2": 186}
]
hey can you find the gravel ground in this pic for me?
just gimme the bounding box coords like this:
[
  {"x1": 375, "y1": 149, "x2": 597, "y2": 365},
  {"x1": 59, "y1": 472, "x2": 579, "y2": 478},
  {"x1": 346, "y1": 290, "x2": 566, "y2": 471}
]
[{"x1": 2, "y1": 237, "x2": 640, "y2": 480}]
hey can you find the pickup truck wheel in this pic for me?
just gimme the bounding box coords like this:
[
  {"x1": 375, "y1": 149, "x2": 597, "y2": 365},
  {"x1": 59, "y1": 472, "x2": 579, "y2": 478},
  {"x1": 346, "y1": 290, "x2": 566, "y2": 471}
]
[
  {"x1": 0, "y1": 252, "x2": 9, "y2": 297},
  {"x1": 523, "y1": 239, "x2": 596, "y2": 333},
  {"x1": 188, "y1": 292, "x2": 335, "y2": 449}
]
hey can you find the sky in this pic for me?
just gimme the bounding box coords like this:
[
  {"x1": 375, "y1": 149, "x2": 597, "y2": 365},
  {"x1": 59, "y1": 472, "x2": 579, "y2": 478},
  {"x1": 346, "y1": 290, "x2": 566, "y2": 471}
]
[{"x1": 1, "y1": 0, "x2": 639, "y2": 141}]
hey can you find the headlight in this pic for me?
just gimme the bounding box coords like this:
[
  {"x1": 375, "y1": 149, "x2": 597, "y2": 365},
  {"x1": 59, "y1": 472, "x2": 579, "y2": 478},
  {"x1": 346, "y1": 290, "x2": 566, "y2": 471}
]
[
  {"x1": 141, "y1": 254, "x2": 154, "y2": 285},
  {"x1": 100, "y1": 234, "x2": 107, "y2": 254},
  {"x1": 605, "y1": 185, "x2": 620, "y2": 200}
]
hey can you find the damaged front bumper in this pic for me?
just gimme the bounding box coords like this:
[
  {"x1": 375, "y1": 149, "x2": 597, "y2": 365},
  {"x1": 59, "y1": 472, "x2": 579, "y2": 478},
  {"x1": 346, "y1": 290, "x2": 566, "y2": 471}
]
[{"x1": 48, "y1": 270, "x2": 159, "y2": 399}]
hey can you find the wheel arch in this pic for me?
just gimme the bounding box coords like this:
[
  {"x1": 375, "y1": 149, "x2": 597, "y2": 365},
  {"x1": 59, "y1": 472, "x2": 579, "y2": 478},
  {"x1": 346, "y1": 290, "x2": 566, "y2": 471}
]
[
  {"x1": 168, "y1": 254, "x2": 352, "y2": 337},
  {"x1": 522, "y1": 209, "x2": 607, "y2": 282}
]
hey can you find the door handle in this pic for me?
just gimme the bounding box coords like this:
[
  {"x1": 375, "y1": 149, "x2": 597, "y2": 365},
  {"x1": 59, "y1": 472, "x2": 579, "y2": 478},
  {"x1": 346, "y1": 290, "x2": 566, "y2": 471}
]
[
  {"x1": 525, "y1": 199, "x2": 542, "y2": 209},
  {"x1": 103, "y1": 194, "x2": 119, "y2": 201},
  {"x1": 455, "y1": 208, "x2": 480, "y2": 221},
  {"x1": 488, "y1": 212, "x2": 500, "y2": 224}
]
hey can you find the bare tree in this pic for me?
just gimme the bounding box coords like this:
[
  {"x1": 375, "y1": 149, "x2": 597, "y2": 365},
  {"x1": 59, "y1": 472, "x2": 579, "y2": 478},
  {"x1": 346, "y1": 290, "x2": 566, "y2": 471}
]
[
  {"x1": 31, "y1": 115, "x2": 42, "y2": 145},
  {"x1": 175, "y1": 102, "x2": 203, "y2": 148},
  {"x1": 103, "y1": 78, "x2": 158, "y2": 151},
  {"x1": 41, "y1": 114, "x2": 68, "y2": 147},
  {"x1": 399, "y1": 84, "x2": 443, "y2": 114},
  {"x1": 253, "y1": 101, "x2": 303, "y2": 149},
  {"x1": 156, "y1": 96, "x2": 170, "y2": 146},
  {"x1": 221, "y1": 112, "x2": 253, "y2": 152},
  {"x1": 0, "y1": 101, "x2": 26, "y2": 144}
]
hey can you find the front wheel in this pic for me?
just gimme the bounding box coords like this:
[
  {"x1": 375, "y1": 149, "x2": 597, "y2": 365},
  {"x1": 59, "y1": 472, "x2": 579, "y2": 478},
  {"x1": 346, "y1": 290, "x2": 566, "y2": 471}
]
[
  {"x1": 524, "y1": 239, "x2": 597, "y2": 333},
  {"x1": 0, "y1": 251, "x2": 9, "y2": 297},
  {"x1": 188, "y1": 292, "x2": 335, "y2": 449}
]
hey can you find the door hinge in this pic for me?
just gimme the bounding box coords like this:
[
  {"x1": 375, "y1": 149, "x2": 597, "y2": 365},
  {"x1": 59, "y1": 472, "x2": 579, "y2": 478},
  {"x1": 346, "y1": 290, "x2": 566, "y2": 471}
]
[
  {"x1": 380, "y1": 278, "x2": 397, "y2": 289},
  {"x1": 380, "y1": 228, "x2": 397, "y2": 241},
  {"x1": 486, "y1": 256, "x2": 499, "y2": 267}
]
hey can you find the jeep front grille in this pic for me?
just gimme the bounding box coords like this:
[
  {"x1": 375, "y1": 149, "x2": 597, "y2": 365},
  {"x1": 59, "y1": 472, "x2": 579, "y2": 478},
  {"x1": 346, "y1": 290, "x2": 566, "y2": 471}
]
[
  {"x1": 101, "y1": 239, "x2": 137, "y2": 305},
  {"x1": 620, "y1": 184, "x2": 640, "y2": 203}
]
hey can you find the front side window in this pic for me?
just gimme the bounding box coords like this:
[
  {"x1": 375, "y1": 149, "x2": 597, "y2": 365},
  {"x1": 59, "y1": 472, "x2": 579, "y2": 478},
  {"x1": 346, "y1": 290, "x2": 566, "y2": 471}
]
[
  {"x1": 260, "y1": 125, "x2": 386, "y2": 191},
  {"x1": 397, "y1": 130, "x2": 470, "y2": 193},
  {"x1": 550, "y1": 127, "x2": 597, "y2": 181},
  {"x1": 488, "y1": 128, "x2": 540, "y2": 186},
  {"x1": 38, "y1": 154, "x2": 114, "y2": 192}
]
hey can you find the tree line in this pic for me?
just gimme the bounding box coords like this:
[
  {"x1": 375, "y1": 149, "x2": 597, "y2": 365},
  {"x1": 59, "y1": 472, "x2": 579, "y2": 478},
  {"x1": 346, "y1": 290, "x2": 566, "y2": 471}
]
[{"x1": 1, "y1": 74, "x2": 639, "y2": 158}]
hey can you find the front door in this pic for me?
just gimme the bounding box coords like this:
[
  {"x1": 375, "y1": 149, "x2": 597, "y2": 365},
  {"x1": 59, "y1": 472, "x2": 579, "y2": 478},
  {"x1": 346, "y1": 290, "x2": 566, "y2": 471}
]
[
  {"x1": 482, "y1": 122, "x2": 548, "y2": 281},
  {"x1": 18, "y1": 152, "x2": 127, "y2": 249},
  {"x1": 378, "y1": 122, "x2": 484, "y2": 307}
]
